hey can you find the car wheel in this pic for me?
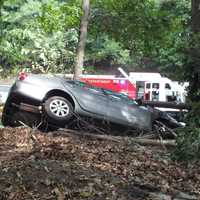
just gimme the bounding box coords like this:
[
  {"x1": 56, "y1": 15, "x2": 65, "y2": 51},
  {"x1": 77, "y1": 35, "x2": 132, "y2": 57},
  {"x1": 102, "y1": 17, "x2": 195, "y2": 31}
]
[{"x1": 44, "y1": 96, "x2": 73, "y2": 126}]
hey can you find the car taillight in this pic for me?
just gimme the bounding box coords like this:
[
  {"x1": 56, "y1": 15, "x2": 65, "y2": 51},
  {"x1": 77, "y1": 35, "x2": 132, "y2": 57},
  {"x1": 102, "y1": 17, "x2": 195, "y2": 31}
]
[{"x1": 18, "y1": 72, "x2": 27, "y2": 81}]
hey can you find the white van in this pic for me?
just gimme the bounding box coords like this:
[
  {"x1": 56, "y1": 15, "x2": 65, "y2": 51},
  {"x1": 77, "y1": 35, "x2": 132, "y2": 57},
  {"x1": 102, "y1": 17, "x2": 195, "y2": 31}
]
[{"x1": 129, "y1": 72, "x2": 188, "y2": 103}]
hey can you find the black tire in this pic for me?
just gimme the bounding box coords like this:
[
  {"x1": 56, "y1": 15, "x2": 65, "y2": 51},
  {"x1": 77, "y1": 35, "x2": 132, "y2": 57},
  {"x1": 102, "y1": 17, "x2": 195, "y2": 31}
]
[{"x1": 44, "y1": 96, "x2": 73, "y2": 126}]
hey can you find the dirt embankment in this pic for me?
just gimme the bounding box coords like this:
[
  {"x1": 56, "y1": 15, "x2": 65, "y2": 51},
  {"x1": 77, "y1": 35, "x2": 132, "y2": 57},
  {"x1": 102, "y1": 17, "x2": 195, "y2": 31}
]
[{"x1": 0, "y1": 127, "x2": 199, "y2": 200}]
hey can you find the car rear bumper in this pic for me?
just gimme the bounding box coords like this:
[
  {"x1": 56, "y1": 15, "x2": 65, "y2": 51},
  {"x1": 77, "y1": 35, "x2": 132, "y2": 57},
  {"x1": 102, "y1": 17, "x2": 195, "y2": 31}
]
[{"x1": 1, "y1": 84, "x2": 42, "y2": 126}]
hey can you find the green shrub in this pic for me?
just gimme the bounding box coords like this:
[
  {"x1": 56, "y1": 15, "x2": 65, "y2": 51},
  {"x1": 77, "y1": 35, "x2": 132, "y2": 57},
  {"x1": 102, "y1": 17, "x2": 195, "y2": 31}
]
[
  {"x1": 173, "y1": 127, "x2": 200, "y2": 162},
  {"x1": 172, "y1": 102, "x2": 200, "y2": 162}
]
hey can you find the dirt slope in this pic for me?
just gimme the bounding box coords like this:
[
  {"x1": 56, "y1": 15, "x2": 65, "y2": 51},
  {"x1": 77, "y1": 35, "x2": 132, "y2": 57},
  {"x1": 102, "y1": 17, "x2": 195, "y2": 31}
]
[{"x1": 0, "y1": 127, "x2": 199, "y2": 200}]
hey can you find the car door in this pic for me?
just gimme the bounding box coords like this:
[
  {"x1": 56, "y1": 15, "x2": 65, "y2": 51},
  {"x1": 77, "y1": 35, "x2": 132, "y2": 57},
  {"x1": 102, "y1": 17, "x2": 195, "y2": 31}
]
[
  {"x1": 67, "y1": 82, "x2": 109, "y2": 118},
  {"x1": 105, "y1": 91, "x2": 152, "y2": 130}
]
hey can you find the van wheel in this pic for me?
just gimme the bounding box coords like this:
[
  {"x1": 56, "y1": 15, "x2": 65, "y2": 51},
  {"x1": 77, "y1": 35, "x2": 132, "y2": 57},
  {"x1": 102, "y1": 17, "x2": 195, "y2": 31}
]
[{"x1": 44, "y1": 96, "x2": 73, "y2": 126}]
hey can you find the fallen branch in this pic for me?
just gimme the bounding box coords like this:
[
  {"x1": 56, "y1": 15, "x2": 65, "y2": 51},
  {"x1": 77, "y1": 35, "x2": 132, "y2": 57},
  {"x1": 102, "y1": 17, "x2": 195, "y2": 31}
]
[
  {"x1": 55, "y1": 128, "x2": 122, "y2": 143},
  {"x1": 57, "y1": 128, "x2": 176, "y2": 147},
  {"x1": 135, "y1": 134, "x2": 157, "y2": 139},
  {"x1": 132, "y1": 138, "x2": 176, "y2": 147}
]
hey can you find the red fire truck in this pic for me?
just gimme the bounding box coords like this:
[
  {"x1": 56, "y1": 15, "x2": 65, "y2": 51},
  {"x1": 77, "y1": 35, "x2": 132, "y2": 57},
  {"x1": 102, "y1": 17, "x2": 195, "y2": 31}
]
[
  {"x1": 80, "y1": 75, "x2": 137, "y2": 99},
  {"x1": 65, "y1": 68, "x2": 187, "y2": 103}
]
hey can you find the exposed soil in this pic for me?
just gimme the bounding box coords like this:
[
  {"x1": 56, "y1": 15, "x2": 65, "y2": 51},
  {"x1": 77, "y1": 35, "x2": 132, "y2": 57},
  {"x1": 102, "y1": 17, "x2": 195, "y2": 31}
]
[{"x1": 0, "y1": 127, "x2": 199, "y2": 200}]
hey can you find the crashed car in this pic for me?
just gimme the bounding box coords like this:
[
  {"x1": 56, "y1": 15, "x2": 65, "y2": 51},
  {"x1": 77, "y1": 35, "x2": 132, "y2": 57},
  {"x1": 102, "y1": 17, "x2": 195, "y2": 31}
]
[{"x1": 2, "y1": 73, "x2": 183, "y2": 133}]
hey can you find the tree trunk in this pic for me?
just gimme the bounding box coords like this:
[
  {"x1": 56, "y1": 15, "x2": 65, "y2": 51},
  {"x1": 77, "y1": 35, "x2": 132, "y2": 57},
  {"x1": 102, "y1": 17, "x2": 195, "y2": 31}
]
[
  {"x1": 74, "y1": 0, "x2": 90, "y2": 80},
  {"x1": 0, "y1": 0, "x2": 4, "y2": 43},
  {"x1": 191, "y1": 0, "x2": 200, "y2": 33},
  {"x1": 188, "y1": 0, "x2": 200, "y2": 102}
]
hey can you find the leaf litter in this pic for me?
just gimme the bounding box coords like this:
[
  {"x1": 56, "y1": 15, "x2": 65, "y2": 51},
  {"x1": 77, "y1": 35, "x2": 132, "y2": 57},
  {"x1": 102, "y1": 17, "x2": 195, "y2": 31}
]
[{"x1": 0, "y1": 127, "x2": 199, "y2": 200}]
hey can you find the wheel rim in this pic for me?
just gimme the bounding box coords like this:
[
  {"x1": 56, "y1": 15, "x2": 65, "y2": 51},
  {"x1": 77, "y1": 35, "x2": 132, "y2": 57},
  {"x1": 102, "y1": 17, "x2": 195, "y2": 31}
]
[{"x1": 49, "y1": 99, "x2": 70, "y2": 117}]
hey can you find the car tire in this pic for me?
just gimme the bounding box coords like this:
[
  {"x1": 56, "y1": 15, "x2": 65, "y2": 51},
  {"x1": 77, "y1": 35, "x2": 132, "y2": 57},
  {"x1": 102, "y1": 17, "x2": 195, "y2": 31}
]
[{"x1": 44, "y1": 96, "x2": 74, "y2": 126}]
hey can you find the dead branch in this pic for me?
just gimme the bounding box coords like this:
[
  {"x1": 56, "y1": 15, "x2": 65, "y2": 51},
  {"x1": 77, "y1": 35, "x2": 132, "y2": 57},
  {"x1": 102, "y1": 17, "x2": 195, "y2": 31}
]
[
  {"x1": 56, "y1": 128, "x2": 121, "y2": 143},
  {"x1": 131, "y1": 138, "x2": 176, "y2": 147}
]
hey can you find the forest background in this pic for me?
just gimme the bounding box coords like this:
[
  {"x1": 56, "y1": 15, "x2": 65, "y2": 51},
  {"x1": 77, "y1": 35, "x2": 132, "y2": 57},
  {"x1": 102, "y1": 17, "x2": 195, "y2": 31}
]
[{"x1": 0, "y1": 0, "x2": 190, "y2": 78}]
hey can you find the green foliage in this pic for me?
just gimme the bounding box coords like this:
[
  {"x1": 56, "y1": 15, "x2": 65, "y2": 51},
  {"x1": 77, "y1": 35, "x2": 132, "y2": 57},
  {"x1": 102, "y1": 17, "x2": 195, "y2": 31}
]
[
  {"x1": 86, "y1": 35, "x2": 131, "y2": 65},
  {"x1": 179, "y1": 32, "x2": 200, "y2": 102},
  {"x1": 154, "y1": 0, "x2": 190, "y2": 76},
  {"x1": 0, "y1": 0, "x2": 191, "y2": 75},
  {"x1": 91, "y1": 0, "x2": 158, "y2": 52},
  {"x1": 0, "y1": 0, "x2": 80, "y2": 74},
  {"x1": 21, "y1": 29, "x2": 78, "y2": 73},
  {"x1": 172, "y1": 102, "x2": 200, "y2": 162},
  {"x1": 173, "y1": 127, "x2": 200, "y2": 162},
  {"x1": 37, "y1": 0, "x2": 81, "y2": 33},
  {"x1": 89, "y1": 0, "x2": 191, "y2": 72},
  {"x1": 186, "y1": 102, "x2": 200, "y2": 127}
]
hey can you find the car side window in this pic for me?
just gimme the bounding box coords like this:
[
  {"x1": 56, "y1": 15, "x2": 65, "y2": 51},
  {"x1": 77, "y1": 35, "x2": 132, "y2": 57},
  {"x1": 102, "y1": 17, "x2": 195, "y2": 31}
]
[
  {"x1": 108, "y1": 94, "x2": 121, "y2": 100},
  {"x1": 70, "y1": 80, "x2": 105, "y2": 95},
  {"x1": 103, "y1": 89, "x2": 121, "y2": 99},
  {"x1": 103, "y1": 89, "x2": 137, "y2": 104},
  {"x1": 87, "y1": 87, "x2": 104, "y2": 95}
]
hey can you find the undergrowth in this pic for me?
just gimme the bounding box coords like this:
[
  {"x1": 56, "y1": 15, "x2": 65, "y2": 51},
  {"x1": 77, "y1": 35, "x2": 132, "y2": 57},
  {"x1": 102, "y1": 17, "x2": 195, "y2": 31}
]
[{"x1": 172, "y1": 102, "x2": 200, "y2": 162}]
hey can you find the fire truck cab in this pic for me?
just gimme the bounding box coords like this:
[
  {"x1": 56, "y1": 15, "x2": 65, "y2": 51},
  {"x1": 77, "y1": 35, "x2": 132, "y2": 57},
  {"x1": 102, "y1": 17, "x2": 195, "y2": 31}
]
[
  {"x1": 129, "y1": 72, "x2": 187, "y2": 103},
  {"x1": 144, "y1": 80, "x2": 173, "y2": 102}
]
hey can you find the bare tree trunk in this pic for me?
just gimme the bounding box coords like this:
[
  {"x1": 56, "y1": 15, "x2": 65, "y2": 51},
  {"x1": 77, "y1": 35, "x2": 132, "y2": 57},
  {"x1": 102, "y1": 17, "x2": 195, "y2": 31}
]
[
  {"x1": 74, "y1": 0, "x2": 90, "y2": 80},
  {"x1": 191, "y1": 0, "x2": 200, "y2": 33},
  {"x1": 188, "y1": 0, "x2": 200, "y2": 102},
  {"x1": 0, "y1": 0, "x2": 4, "y2": 44}
]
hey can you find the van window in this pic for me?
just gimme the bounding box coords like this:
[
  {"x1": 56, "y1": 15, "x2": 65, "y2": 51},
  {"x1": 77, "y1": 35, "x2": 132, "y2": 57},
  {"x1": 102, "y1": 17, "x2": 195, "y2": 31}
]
[
  {"x1": 146, "y1": 83, "x2": 151, "y2": 89},
  {"x1": 152, "y1": 83, "x2": 159, "y2": 89},
  {"x1": 165, "y1": 83, "x2": 171, "y2": 89}
]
